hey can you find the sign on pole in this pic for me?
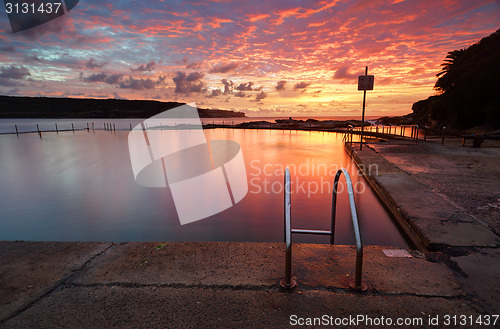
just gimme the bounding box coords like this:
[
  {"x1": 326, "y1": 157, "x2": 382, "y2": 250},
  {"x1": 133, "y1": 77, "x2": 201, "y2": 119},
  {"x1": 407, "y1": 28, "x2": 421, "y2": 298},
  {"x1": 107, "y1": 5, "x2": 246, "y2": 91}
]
[
  {"x1": 358, "y1": 67, "x2": 374, "y2": 150},
  {"x1": 358, "y1": 75, "x2": 374, "y2": 91}
]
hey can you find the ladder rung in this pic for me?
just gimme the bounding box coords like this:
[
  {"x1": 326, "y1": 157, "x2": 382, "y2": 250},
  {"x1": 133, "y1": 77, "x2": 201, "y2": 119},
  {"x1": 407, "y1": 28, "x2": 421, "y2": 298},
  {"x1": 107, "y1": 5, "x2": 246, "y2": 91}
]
[{"x1": 291, "y1": 229, "x2": 332, "y2": 235}]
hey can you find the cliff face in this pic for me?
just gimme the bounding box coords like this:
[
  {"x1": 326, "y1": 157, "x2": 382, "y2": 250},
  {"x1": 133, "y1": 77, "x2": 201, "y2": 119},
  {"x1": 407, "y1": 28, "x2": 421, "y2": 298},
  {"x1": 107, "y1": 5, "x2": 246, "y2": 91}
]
[
  {"x1": 412, "y1": 29, "x2": 500, "y2": 130},
  {"x1": 0, "y1": 96, "x2": 246, "y2": 118}
]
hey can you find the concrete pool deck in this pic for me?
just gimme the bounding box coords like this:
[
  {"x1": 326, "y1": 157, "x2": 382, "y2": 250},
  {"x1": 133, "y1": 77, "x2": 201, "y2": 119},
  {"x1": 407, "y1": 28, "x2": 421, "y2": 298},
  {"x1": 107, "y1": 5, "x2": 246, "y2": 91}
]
[{"x1": 1, "y1": 137, "x2": 499, "y2": 328}]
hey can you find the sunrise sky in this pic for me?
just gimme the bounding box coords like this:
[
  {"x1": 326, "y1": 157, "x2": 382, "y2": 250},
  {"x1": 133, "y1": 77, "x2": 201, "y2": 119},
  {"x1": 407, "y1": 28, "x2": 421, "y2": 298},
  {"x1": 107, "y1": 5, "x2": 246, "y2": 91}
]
[{"x1": 0, "y1": 0, "x2": 499, "y2": 117}]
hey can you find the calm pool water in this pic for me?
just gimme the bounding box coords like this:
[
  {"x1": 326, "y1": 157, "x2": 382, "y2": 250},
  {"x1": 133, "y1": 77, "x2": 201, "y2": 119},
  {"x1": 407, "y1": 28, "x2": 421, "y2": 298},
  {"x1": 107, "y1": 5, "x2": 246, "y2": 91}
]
[{"x1": 0, "y1": 125, "x2": 408, "y2": 247}]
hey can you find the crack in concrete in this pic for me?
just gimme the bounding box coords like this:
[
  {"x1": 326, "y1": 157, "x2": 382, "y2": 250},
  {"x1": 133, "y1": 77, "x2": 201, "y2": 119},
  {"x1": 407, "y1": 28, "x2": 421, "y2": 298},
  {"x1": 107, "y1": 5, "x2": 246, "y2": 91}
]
[
  {"x1": 63, "y1": 281, "x2": 464, "y2": 300},
  {"x1": 0, "y1": 243, "x2": 115, "y2": 325}
]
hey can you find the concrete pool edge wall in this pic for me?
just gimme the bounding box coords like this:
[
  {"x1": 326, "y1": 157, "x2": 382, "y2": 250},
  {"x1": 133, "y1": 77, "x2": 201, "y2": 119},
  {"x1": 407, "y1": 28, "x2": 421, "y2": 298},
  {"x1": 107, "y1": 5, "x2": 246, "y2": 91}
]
[
  {"x1": 344, "y1": 142, "x2": 499, "y2": 252},
  {"x1": 344, "y1": 143, "x2": 429, "y2": 251}
]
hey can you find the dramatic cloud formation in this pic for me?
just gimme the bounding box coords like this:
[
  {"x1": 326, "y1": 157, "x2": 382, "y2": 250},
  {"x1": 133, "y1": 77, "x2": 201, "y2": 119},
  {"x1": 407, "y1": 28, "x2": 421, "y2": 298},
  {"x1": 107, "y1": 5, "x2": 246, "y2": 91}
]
[
  {"x1": 255, "y1": 91, "x2": 267, "y2": 101},
  {"x1": 221, "y1": 79, "x2": 233, "y2": 94},
  {"x1": 172, "y1": 71, "x2": 205, "y2": 94},
  {"x1": 0, "y1": 65, "x2": 31, "y2": 79},
  {"x1": 276, "y1": 80, "x2": 287, "y2": 91},
  {"x1": 294, "y1": 82, "x2": 310, "y2": 90},
  {"x1": 86, "y1": 58, "x2": 107, "y2": 70},
  {"x1": 132, "y1": 60, "x2": 156, "y2": 72},
  {"x1": 236, "y1": 82, "x2": 259, "y2": 91},
  {"x1": 209, "y1": 89, "x2": 223, "y2": 97},
  {"x1": 118, "y1": 77, "x2": 157, "y2": 90},
  {"x1": 82, "y1": 73, "x2": 123, "y2": 84},
  {"x1": 333, "y1": 66, "x2": 359, "y2": 80},
  {"x1": 209, "y1": 62, "x2": 239, "y2": 74},
  {"x1": 0, "y1": 0, "x2": 498, "y2": 116}
]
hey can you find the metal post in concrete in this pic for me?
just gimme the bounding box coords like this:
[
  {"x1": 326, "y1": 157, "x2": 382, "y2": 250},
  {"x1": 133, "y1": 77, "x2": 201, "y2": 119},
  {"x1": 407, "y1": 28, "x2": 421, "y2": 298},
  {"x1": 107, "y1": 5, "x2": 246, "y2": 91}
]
[
  {"x1": 359, "y1": 66, "x2": 368, "y2": 150},
  {"x1": 280, "y1": 168, "x2": 297, "y2": 289}
]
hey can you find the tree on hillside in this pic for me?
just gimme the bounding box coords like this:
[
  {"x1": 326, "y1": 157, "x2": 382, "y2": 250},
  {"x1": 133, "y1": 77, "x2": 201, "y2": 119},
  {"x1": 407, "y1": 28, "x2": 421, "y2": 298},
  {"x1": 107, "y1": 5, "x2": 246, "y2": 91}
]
[
  {"x1": 434, "y1": 49, "x2": 466, "y2": 93},
  {"x1": 413, "y1": 28, "x2": 500, "y2": 129}
]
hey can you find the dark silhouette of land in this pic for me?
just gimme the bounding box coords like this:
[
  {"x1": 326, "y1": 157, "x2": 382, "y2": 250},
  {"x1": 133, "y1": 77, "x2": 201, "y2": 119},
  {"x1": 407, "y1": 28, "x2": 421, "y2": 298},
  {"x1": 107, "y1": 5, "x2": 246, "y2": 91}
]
[
  {"x1": 0, "y1": 96, "x2": 246, "y2": 119},
  {"x1": 411, "y1": 28, "x2": 500, "y2": 130}
]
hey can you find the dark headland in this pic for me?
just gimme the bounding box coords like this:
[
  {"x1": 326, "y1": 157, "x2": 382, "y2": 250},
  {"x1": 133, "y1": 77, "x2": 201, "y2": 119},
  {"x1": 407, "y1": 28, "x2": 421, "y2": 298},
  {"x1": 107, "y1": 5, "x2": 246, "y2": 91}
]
[{"x1": 0, "y1": 95, "x2": 246, "y2": 119}]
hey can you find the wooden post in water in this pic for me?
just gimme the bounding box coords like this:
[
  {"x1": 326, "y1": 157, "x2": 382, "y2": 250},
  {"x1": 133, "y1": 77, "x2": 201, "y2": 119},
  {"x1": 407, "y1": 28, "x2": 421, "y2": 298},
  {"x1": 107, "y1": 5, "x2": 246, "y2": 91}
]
[
  {"x1": 36, "y1": 124, "x2": 42, "y2": 139},
  {"x1": 415, "y1": 125, "x2": 419, "y2": 143},
  {"x1": 55, "y1": 123, "x2": 59, "y2": 134},
  {"x1": 424, "y1": 126, "x2": 428, "y2": 141},
  {"x1": 72, "y1": 123, "x2": 75, "y2": 133},
  {"x1": 441, "y1": 126, "x2": 446, "y2": 145},
  {"x1": 15, "y1": 125, "x2": 19, "y2": 136},
  {"x1": 130, "y1": 123, "x2": 132, "y2": 130}
]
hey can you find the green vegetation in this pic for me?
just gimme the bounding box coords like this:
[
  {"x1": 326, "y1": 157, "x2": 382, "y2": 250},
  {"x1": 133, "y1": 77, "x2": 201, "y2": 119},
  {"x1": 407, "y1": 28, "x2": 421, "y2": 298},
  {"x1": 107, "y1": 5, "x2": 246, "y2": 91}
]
[{"x1": 412, "y1": 28, "x2": 500, "y2": 130}]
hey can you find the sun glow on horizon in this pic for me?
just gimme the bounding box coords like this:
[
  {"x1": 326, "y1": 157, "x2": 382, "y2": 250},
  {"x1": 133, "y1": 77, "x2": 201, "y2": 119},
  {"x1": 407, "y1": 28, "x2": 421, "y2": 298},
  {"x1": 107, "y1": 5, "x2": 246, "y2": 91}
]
[{"x1": 0, "y1": 0, "x2": 498, "y2": 117}]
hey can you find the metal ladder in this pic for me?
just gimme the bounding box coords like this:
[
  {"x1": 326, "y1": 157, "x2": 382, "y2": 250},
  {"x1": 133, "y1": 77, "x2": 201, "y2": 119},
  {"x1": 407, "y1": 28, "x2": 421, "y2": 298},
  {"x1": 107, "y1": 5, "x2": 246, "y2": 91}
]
[{"x1": 280, "y1": 167, "x2": 367, "y2": 291}]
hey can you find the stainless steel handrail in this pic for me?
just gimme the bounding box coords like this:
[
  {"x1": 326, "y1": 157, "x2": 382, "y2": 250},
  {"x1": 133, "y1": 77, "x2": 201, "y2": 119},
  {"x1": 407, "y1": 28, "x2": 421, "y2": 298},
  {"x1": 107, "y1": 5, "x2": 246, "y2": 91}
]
[
  {"x1": 334, "y1": 168, "x2": 366, "y2": 291},
  {"x1": 280, "y1": 168, "x2": 297, "y2": 288},
  {"x1": 281, "y1": 168, "x2": 367, "y2": 291}
]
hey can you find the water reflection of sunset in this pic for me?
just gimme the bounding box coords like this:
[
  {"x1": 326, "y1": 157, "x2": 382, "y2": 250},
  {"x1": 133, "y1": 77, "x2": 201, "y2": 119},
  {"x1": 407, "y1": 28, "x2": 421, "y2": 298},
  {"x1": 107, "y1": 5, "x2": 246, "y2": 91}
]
[{"x1": 0, "y1": 128, "x2": 407, "y2": 247}]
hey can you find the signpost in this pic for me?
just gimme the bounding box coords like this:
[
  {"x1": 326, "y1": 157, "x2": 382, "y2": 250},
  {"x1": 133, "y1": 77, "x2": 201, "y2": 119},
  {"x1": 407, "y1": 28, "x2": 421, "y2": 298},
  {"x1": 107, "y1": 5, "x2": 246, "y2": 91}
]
[{"x1": 358, "y1": 67, "x2": 374, "y2": 150}]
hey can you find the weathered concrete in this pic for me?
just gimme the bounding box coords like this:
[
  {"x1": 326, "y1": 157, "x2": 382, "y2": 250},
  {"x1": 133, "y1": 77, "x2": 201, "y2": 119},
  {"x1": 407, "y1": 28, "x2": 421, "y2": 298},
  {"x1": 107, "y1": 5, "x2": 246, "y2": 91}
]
[
  {"x1": 347, "y1": 140, "x2": 500, "y2": 316},
  {"x1": 0, "y1": 242, "x2": 480, "y2": 328},
  {"x1": 370, "y1": 142, "x2": 500, "y2": 238},
  {"x1": 347, "y1": 142, "x2": 500, "y2": 250},
  {"x1": 74, "y1": 242, "x2": 460, "y2": 297},
  {"x1": 0, "y1": 286, "x2": 479, "y2": 329},
  {"x1": 0, "y1": 241, "x2": 111, "y2": 321},
  {"x1": 452, "y1": 248, "x2": 500, "y2": 314}
]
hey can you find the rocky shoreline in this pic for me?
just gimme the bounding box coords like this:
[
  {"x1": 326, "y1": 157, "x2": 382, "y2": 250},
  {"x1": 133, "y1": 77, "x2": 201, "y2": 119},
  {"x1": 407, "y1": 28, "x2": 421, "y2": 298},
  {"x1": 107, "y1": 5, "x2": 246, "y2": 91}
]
[{"x1": 204, "y1": 117, "x2": 370, "y2": 130}]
